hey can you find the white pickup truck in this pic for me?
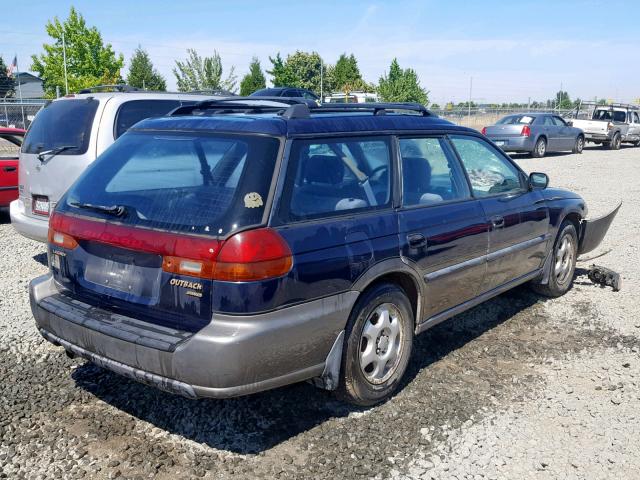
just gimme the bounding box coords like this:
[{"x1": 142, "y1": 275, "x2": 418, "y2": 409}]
[{"x1": 567, "y1": 103, "x2": 640, "y2": 149}]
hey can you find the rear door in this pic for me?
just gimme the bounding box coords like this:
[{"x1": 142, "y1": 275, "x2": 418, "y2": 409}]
[
  {"x1": 0, "y1": 132, "x2": 21, "y2": 206},
  {"x1": 541, "y1": 115, "x2": 560, "y2": 151},
  {"x1": 397, "y1": 136, "x2": 488, "y2": 318},
  {"x1": 449, "y1": 135, "x2": 549, "y2": 293}
]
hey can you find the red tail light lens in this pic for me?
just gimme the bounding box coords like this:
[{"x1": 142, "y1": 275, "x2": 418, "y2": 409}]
[
  {"x1": 481, "y1": 127, "x2": 487, "y2": 135},
  {"x1": 214, "y1": 228, "x2": 293, "y2": 281},
  {"x1": 521, "y1": 125, "x2": 531, "y2": 137}
]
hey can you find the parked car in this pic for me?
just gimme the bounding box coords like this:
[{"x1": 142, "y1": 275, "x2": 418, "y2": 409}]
[
  {"x1": 567, "y1": 102, "x2": 640, "y2": 149},
  {"x1": 250, "y1": 87, "x2": 320, "y2": 103},
  {"x1": 10, "y1": 89, "x2": 215, "y2": 242},
  {"x1": 0, "y1": 127, "x2": 25, "y2": 208},
  {"x1": 30, "y1": 99, "x2": 618, "y2": 406},
  {"x1": 324, "y1": 91, "x2": 379, "y2": 103},
  {"x1": 482, "y1": 113, "x2": 585, "y2": 158}
]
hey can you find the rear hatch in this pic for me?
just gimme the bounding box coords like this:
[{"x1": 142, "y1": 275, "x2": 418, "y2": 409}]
[
  {"x1": 484, "y1": 114, "x2": 535, "y2": 139},
  {"x1": 19, "y1": 97, "x2": 100, "y2": 217},
  {"x1": 49, "y1": 129, "x2": 282, "y2": 331}
]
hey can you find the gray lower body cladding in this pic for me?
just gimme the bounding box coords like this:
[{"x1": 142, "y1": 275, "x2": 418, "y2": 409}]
[{"x1": 30, "y1": 274, "x2": 357, "y2": 398}]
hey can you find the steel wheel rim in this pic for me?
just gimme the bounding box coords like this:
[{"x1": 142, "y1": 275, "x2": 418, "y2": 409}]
[
  {"x1": 577, "y1": 137, "x2": 583, "y2": 152},
  {"x1": 538, "y1": 140, "x2": 546, "y2": 156},
  {"x1": 359, "y1": 303, "x2": 404, "y2": 385},
  {"x1": 554, "y1": 234, "x2": 575, "y2": 284}
]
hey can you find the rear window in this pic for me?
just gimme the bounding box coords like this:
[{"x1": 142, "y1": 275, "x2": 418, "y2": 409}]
[
  {"x1": 593, "y1": 109, "x2": 627, "y2": 122},
  {"x1": 22, "y1": 99, "x2": 99, "y2": 155},
  {"x1": 114, "y1": 100, "x2": 182, "y2": 138},
  {"x1": 62, "y1": 132, "x2": 280, "y2": 236},
  {"x1": 250, "y1": 89, "x2": 281, "y2": 97},
  {"x1": 496, "y1": 115, "x2": 535, "y2": 125}
]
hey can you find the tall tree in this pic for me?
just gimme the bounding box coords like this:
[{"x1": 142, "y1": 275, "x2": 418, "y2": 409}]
[
  {"x1": 377, "y1": 59, "x2": 428, "y2": 104},
  {"x1": 31, "y1": 7, "x2": 124, "y2": 97},
  {"x1": 0, "y1": 57, "x2": 15, "y2": 98},
  {"x1": 127, "y1": 46, "x2": 166, "y2": 91},
  {"x1": 266, "y1": 52, "x2": 290, "y2": 87},
  {"x1": 173, "y1": 49, "x2": 237, "y2": 93},
  {"x1": 267, "y1": 51, "x2": 325, "y2": 94},
  {"x1": 329, "y1": 53, "x2": 374, "y2": 93},
  {"x1": 554, "y1": 90, "x2": 572, "y2": 109},
  {"x1": 239, "y1": 57, "x2": 266, "y2": 96}
]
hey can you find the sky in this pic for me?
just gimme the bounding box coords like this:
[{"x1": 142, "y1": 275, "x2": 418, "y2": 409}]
[{"x1": 1, "y1": 0, "x2": 638, "y2": 105}]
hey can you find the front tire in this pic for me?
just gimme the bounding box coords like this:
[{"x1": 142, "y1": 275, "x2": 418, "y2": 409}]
[
  {"x1": 572, "y1": 135, "x2": 584, "y2": 154},
  {"x1": 531, "y1": 137, "x2": 547, "y2": 158},
  {"x1": 336, "y1": 283, "x2": 413, "y2": 406},
  {"x1": 531, "y1": 221, "x2": 578, "y2": 298}
]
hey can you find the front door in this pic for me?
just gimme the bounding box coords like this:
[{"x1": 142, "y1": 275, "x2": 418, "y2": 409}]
[
  {"x1": 553, "y1": 115, "x2": 575, "y2": 150},
  {"x1": 397, "y1": 136, "x2": 489, "y2": 319},
  {"x1": 449, "y1": 135, "x2": 550, "y2": 294}
]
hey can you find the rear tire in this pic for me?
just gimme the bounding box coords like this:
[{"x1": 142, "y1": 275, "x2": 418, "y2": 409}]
[
  {"x1": 572, "y1": 135, "x2": 584, "y2": 154},
  {"x1": 335, "y1": 283, "x2": 413, "y2": 406},
  {"x1": 531, "y1": 137, "x2": 547, "y2": 158},
  {"x1": 531, "y1": 220, "x2": 578, "y2": 298},
  {"x1": 609, "y1": 133, "x2": 621, "y2": 150}
]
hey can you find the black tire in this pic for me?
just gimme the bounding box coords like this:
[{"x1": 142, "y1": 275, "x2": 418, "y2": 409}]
[
  {"x1": 531, "y1": 137, "x2": 547, "y2": 158},
  {"x1": 609, "y1": 133, "x2": 621, "y2": 150},
  {"x1": 572, "y1": 135, "x2": 584, "y2": 154},
  {"x1": 335, "y1": 283, "x2": 413, "y2": 406},
  {"x1": 531, "y1": 221, "x2": 578, "y2": 298}
]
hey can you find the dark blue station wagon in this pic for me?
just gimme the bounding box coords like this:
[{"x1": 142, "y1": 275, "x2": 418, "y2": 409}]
[{"x1": 29, "y1": 100, "x2": 618, "y2": 405}]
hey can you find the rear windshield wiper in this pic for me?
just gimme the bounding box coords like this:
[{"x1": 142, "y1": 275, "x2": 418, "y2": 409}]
[
  {"x1": 69, "y1": 201, "x2": 127, "y2": 217},
  {"x1": 37, "y1": 145, "x2": 78, "y2": 162}
]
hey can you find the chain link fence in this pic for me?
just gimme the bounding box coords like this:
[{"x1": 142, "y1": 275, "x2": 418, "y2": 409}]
[{"x1": 0, "y1": 98, "x2": 47, "y2": 130}]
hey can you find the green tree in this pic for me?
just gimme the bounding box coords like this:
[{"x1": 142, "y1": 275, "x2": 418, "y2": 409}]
[
  {"x1": 31, "y1": 7, "x2": 124, "y2": 97},
  {"x1": 554, "y1": 90, "x2": 572, "y2": 109},
  {"x1": 0, "y1": 57, "x2": 15, "y2": 98},
  {"x1": 239, "y1": 57, "x2": 266, "y2": 96},
  {"x1": 377, "y1": 59, "x2": 428, "y2": 104},
  {"x1": 173, "y1": 49, "x2": 237, "y2": 92},
  {"x1": 329, "y1": 53, "x2": 375, "y2": 93},
  {"x1": 267, "y1": 51, "x2": 325, "y2": 94},
  {"x1": 126, "y1": 46, "x2": 166, "y2": 91}
]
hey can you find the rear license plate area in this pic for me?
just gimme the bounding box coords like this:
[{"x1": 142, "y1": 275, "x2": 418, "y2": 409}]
[
  {"x1": 494, "y1": 140, "x2": 506, "y2": 147},
  {"x1": 32, "y1": 195, "x2": 50, "y2": 216}
]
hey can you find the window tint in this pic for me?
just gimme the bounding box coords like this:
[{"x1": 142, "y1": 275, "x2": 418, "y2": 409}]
[
  {"x1": 497, "y1": 115, "x2": 535, "y2": 125},
  {"x1": 450, "y1": 135, "x2": 524, "y2": 197},
  {"x1": 280, "y1": 137, "x2": 392, "y2": 220},
  {"x1": 552, "y1": 116, "x2": 567, "y2": 126},
  {"x1": 114, "y1": 100, "x2": 181, "y2": 138},
  {"x1": 22, "y1": 99, "x2": 99, "y2": 155},
  {"x1": 64, "y1": 132, "x2": 280, "y2": 236},
  {"x1": 399, "y1": 138, "x2": 470, "y2": 206},
  {"x1": 542, "y1": 116, "x2": 556, "y2": 126}
]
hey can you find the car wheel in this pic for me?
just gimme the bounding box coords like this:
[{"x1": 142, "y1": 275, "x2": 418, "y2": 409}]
[
  {"x1": 531, "y1": 220, "x2": 578, "y2": 298},
  {"x1": 609, "y1": 133, "x2": 621, "y2": 150},
  {"x1": 572, "y1": 136, "x2": 584, "y2": 154},
  {"x1": 531, "y1": 137, "x2": 546, "y2": 158},
  {"x1": 336, "y1": 283, "x2": 413, "y2": 406}
]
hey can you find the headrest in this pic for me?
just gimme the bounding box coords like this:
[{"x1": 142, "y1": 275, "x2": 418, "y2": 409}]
[{"x1": 304, "y1": 155, "x2": 344, "y2": 185}]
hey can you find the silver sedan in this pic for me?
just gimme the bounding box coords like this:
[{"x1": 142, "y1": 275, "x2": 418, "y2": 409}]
[{"x1": 482, "y1": 113, "x2": 585, "y2": 158}]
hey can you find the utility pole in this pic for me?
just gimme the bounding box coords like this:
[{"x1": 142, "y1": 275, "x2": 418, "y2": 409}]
[
  {"x1": 62, "y1": 31, "x2": 69, "y2": 94},
  {"x1": 468, "y1": 76, "x2": 473, "y2": 119},
  {"x1": 14, "y1": 54, "x2": 25, "y2": 128},
  {"x1": 320, "y1": 61, "x2": 323, "y2": 103}
]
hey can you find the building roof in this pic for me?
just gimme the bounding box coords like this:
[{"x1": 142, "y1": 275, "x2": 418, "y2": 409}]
[{"x1": 15, "y1": 72, "x2": 43, "y2": 84}]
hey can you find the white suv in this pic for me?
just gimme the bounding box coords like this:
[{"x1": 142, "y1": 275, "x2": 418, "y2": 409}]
[{"x1": 11, "y1": 90, "x2": 216, "y2": 241}]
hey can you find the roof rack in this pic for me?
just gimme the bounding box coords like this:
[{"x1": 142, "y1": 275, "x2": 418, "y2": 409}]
[
  {"x1": 576, "y1": 101, "x2": 639, "y2": 110},
  {"x1": 316, "y1": 102, "x2": 432, "y2": 117},
  {"x1": 169, "y1": 97, "x2": 315, "y2": 116},
  {"x1": 77, "y1": 84, "x2": 141, "y2": 94}
]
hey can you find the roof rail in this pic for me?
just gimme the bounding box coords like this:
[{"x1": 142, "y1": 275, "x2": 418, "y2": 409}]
[
  {"x1": 317, "y1": 102, "x2": 432, "y2": 116},
  {"x1": 169, "y1": 97, "x2": 315, "y2": 116},
  {"x1": 577, "y1": 101, "x2": 639, "y2": 110},
  {"x1": 188, "y1": 89, "x2": 237, "y2": 96},
  {"x1": 77, "y1": 84, "x2": 141, "y2": 94}
]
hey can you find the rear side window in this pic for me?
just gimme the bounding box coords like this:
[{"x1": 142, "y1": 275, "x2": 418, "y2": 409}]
[
  {"x1": 114, "y1": 100, "x2": 181, "y2": 138},
  {"x1": 22, "y1": 99, "x2": 99, "y2": 155},
  {"x1": 279, "y1": 136, "x2": 392, "y2": 221},
  {"x1": 450, "y1": 135, "x2": 524, "y2": 197},
  {"x1": 63, "y1": 132, "x2": 280, "y2": 236}
]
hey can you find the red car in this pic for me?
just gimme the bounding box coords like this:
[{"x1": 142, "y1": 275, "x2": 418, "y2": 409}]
[{"x1": 0, "y1": 127, "x2": 24, "y2": 208}]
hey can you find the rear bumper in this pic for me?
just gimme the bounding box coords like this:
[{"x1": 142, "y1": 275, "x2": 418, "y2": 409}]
[
  {"x1": 579, "y1": 202, "x2": 621, "y2": 255},
  {"x1": 10, "y1": 199, "x2": 49, "y2": 242},
  {"x1": 487, "y1": 136, "x2": 534, "y2": 152},
  {"x1": 584, "y1": 133, "x2": 611, "y2": 142},
  {"x1": 30, "y1": 274, "x2": 356, "y2": 398}
]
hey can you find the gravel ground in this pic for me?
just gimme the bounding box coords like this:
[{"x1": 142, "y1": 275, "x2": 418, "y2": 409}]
[{"x1": 1, "y1": 145, "x2": 638, "y2": 479}]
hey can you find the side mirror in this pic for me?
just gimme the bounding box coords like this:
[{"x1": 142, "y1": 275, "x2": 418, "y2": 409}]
[
  {"x1": 529, "y1": 172, "x2": 549, "y2": 189},
  {"x1": 566, "y1": 120, "x2": 573, "y2": 126}
]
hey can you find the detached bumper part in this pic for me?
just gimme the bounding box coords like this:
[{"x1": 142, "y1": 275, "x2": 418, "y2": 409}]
[
  {"x1": 587, "y1": 265, "x2": 621, "y2": 292},
  {"x1": 578, "y1": 202, "x2": 621, "y2": 255}
]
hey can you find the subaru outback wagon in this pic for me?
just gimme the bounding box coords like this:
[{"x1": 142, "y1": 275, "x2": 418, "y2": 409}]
[{"x1": 29, "y1": 100, "x2": 618, "y2": 406}]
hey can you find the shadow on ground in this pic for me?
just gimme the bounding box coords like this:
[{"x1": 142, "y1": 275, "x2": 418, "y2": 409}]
[{"x1": 71, "y1": 286, "x2": 542, "y2": 454}]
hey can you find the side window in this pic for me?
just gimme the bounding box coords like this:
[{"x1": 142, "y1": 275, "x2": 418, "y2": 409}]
[
  {"x1": 450, "y1": 135, "x2": 524, "y2": 197},
  {"x1": 399, "y1": 137, "x2": 470, "y2": 206},
  {"x1": 542, "y1": 116, "x2": 556, "y2": 126},
  {"x1": 114, "y1": 100, "x2": 181, "y2": 138},
  {"x1": 633, "y1": 112, "x2": 640, "y2": 124},
  {"x1": 280, "y1": 137, "x2": 392, "y2": 220},
  {"x1": 552, "y1": 116, "x2": 567, "y2": 126}
]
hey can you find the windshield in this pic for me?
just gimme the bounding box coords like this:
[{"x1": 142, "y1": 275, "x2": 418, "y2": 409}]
[
  {"x1": 496, "y1": 115, "x2": 535, "y2": 125},
  {"x1": 61, "y1": 131, "x2": 280, "y2": 236},
  {"x1": 22, "y1": 99, "x2": 99, "y2": 155}
]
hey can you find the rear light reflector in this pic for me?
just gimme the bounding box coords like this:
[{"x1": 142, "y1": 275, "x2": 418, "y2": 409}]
[
  {"x1": 521, "y1": 125, "x2": 531, "y2": 137},
  {"x1": 481, "y1": 127, "x2": 487, "y2": 135},
  {"x1": 48, "y1": 229, "x2": 78, "y2": 249},
  {"x1": 162, "y1": 256, "x2": 214, "y2": 278}
]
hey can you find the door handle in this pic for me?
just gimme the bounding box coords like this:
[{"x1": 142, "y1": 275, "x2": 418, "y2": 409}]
[
  {"x1": 3, "y1": 166, "x2": 16, "y2": 172},
  {"x1": 407, "y1": 233, "x2": 427, "y2": 248},
  {"x1": 491, "y1": 216, "x2": 505, "y2": 229}
]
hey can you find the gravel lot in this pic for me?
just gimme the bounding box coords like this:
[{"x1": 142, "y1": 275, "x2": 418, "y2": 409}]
[{"x1": 1, "y1": 145, "x2": 638, "y2": 479}]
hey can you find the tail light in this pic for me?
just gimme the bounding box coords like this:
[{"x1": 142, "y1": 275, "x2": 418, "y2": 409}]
[
  {"x1": 481, "y1": 127, "x2": 487, "y2": 135},
  {"x1": 48, "y1": 213, "x2": 292, "y2": 281},
  {"x1": 521, "y1": 125, "x2": 531, "y2": 137},
  {"x1": 607, "y1": 122, "x2": 613, "y2": 131}
]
